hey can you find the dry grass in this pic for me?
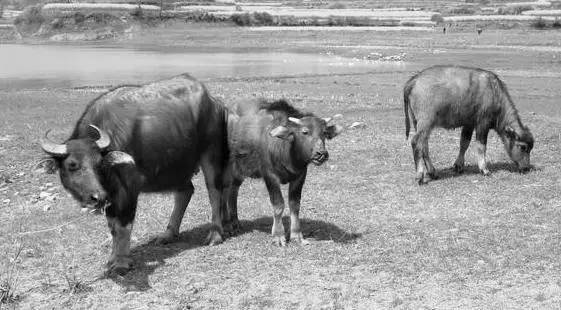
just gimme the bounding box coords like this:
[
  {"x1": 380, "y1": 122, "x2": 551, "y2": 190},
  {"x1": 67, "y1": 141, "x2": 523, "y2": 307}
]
[{"x1": 1, "y1": 27, "x2": 561, "y2": 308}]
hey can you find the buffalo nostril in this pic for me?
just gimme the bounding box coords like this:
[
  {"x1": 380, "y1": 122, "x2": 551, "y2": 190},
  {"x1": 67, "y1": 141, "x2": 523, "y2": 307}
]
[{"x1": 91, "y1": 193, "x2": 100, "y2": 202}]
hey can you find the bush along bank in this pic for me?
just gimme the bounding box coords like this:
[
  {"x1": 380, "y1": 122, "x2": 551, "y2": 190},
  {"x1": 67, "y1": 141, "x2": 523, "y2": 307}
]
[{"x1": 12, "y1": 4, "x2": 165, "y2": 41}]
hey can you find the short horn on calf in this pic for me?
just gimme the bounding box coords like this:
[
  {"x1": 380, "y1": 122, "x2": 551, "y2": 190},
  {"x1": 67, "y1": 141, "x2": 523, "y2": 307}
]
[
  {"x1": 288, "y1": 117, "x2": 303, "y2": 126},
  {"x1": 88, "y1": 124, "x2": 111, "y2": 150},
  {"x1": 40, "y1": 129, "x2": 68, "y2": 157}
]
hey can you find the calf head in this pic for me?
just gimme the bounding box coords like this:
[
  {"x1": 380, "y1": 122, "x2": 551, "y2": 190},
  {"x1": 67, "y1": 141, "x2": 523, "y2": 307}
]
[
  {"x1": 503, "y1": 126, "x2": 534, "y2": 172},
  {"x1": 40, "y1": 125, "x2": 135, "y2": 212},
  {"x1": 270, "y1": 116, "x2": 343, "y2": 166}
]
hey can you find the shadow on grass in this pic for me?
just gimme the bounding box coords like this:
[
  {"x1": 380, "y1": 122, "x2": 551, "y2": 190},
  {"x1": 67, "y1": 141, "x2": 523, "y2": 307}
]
[
  {"x1": 107, "y1": 216, "x2": 359, "y2": 291},
  {"x1": 432, "y1": 162, "x2": 533, "y2": 182}
]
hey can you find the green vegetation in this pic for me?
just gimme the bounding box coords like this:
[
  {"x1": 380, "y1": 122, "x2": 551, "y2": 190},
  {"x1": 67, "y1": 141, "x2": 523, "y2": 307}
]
[
  {"x1": 231, "y1": 11, "x2": 274, "y2": 26},
  {"x1": 327, "y1": 2, "x2": 348, "y2": 9},
  {"x1": 532, "y1": 17, "x2": 548, "y2": 29},
  {"x1": 13, "y1": 4, "x2": 44, "y2": 26},
  {"x1": 497, "y1": 5, "x2": 533, "y2": 15}
]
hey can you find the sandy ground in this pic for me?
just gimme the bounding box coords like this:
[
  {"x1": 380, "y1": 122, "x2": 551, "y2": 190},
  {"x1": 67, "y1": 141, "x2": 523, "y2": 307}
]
[{"x1": 1, "y1": 26, "x2": 561, "y2": 309}]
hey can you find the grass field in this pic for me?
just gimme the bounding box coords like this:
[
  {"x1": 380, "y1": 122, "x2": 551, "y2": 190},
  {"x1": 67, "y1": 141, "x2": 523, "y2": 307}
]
[{"x1": 1, "y1": 25, "x2": 561, "y2": 309}]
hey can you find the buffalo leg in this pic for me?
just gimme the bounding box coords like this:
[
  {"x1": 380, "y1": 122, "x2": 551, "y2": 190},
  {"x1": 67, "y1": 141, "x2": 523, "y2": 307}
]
[
  {"x1": 264, "y1": 175, "x2": 286, "y2": 246},
  {"x1": 424, "y1": 142, "x2": 438, "y2": 180},
  {"x1": 222, "y1": 164, "x2": 243, "y2": 235},
  {"x1": 454, "y1": 126, "x2": 474, "y2": 173},
  {"x1": 106, "y1": 216, "x2": 134, "y2": 275},
  {"x1": 200, "y1": 152, "x2": 225, "y2": 246},
  {"x1": 411, "y1": 126, "x2": 431, "y2": 185},
  {"x1": 152, "y1": 182, "x2": 194, "y2": 244},
  {"x1": 475, "y1": 129, "x2": 490, "y2": 176},
  {"x1": 288, "y1": 170, "x2": 308, "y2": 245},
  {"x1": 226, "y1": 178, "x2": 243, "y2": 234}
]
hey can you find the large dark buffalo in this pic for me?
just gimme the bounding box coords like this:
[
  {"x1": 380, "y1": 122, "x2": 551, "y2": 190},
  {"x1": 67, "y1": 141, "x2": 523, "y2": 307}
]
[
  {"x1": 40, "y1": 74, "x2": 227, "y2": 274},
  {"x1": 223, "y1": 99, "x2": 342, "y2": 246},
  {"x1": 404, "y1": 65, "x2": 534, "y2": 184}
]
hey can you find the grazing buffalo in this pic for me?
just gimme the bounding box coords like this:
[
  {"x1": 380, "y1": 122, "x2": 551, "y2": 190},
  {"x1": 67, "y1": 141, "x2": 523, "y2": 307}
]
[
  {"x1": 40, "y1": 74, "x2": 228, "y2": 274},
  {"x1": 223, "y1": 99, "x2": 343, "y2": 246},
  {"x1": 403, "y1": 65, "x2": 534, "y2": 184}
]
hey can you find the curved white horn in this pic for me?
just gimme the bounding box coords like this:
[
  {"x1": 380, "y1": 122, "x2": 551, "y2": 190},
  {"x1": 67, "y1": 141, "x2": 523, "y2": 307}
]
[
  {"x1": 288, "y1": 117, "x2": 303, "y2": 125},
  {"x1": 89, "y1": 125, "x2": 111, "y2": 150},
  {"x1": 104, "y1": 151, "x2": 135, "y2": 166},
  {"x1": 40, "y1": 129, "x2": 68, "y2": 157}
]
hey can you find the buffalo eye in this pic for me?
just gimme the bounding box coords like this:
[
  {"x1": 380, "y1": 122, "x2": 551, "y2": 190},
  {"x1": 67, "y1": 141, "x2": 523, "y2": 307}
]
[
  {"x1": 519, "y1": 144, "x2": 528, "y2": 152},
  {"x1": 67, "y1": 160, "x2": 80, "y2": 172},
  {"x1": 301, "y1": 127, "x2": 310, "y2": 135}
]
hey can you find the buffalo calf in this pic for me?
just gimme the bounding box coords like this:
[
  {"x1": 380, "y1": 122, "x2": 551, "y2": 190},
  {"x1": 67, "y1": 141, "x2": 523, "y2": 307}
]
[
  {"x1": 223, "y1": 99, "x2": 342, "y2": 246},
  {"x1": 404, "y1": 65, "x2": 534, "y2": 184}
]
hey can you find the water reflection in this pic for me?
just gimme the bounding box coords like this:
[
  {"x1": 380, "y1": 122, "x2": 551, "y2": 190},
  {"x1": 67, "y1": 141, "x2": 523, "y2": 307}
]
[{"x1": 0, "y1": 44, "x2": 407, "y2": 90}]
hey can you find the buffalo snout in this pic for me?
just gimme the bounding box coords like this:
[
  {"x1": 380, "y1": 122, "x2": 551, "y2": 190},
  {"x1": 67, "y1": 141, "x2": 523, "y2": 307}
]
[
  {"x1": 81, "y1": 190, "x2": 109, "y2": 210},
  {"x1": 311, "y1": 150, "x2": 329, "y2": 166}
]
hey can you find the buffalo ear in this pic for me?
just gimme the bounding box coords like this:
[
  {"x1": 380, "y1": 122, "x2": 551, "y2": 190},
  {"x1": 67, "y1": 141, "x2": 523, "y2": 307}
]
[
  {"x1": 325, "y1": 125, "x2": 344, "y2": 140},
  {"x1": 36, "y1": 157, "x2": 59, "y2": 174},
  {"x1": 270, "y1": 126, "x2": 292, "y2": 140},
  {"x1": 103, "y1": 151, "x2": 135, "y2": 167}
]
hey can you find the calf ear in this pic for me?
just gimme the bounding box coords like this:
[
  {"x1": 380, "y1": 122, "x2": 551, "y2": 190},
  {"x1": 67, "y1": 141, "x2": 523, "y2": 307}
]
[
  {"x1": 103, "y1": 151, "x2": 135, "y2": 167},
  {"x1": 270, "y1": 126, "x2": 292, "y2": 140},
  {"x1": 325, "y1": 125, "x2": 343, "y2": 140},
  {"x1": 505, "y1": 126, "x2": 519, "y2": 140}
]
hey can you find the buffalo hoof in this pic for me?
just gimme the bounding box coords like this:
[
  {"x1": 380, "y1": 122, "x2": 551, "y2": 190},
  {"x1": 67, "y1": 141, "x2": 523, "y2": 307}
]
[
  {"x1": 427, "y1": 172, "x2": 439, "y2": 180},
  {"x1": 272, "y1": 235, "x2": 287, "y2": 247},
  {"x1": 106, "y1": 256, "x2": 133, "y2": 276},
  {"x1": 290, "y1": 232, "x2": 310, "y2": 245},
  {"x1": 453, "y1": 163, "x2": 464, "y2": 174},
  {"x1": 481, "y1": 169, "x2": 491, "y2": 176},
  {"x1": 150, "y1": 230, "x2": 178, "y2": 245},
  {"x1": 223, "y1": 221, "x2": 241, "y2": 236},
  {"x1": 206, "y1": 230, "x2": 223, "y2": 246},
  {"x1": 416, "y1": 176, "x2": 430, "y2": 185}
]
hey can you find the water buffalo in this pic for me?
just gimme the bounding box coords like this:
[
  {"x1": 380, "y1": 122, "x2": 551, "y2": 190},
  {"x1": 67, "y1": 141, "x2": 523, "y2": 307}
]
[
  {"x1": 40, "y1": 74, "x2": 228, "y2": 274},
  {"x1": 223, "y1": 99, "x2": 343, "y2": 246},
  {"x1": 404, "y1": 65, "x2": 534, "y2": 184}
]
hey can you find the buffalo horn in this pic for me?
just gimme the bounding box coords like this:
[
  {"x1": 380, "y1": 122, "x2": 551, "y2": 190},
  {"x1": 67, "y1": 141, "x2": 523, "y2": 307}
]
[
  {"x1": 40, "y1": 129, "x2": 68, "y2": 157},
  {"x1": 288, "y1": 117, "x2": 303, "y2": 125},
  {"x1": 104, "y1": 151, "x2": 135, "y2": 166},
  {"x1": 89, "y1": 125, "x2": 111, "y2": 150}
]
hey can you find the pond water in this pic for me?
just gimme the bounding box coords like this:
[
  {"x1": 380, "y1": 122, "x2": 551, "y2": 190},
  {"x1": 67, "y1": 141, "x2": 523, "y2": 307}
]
[{"x1": 0, "y1": 44, "x2": 408, "y2": 90}]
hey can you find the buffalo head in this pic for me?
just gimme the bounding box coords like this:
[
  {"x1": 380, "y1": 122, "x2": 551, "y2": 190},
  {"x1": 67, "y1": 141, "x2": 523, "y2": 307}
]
[
  {"x1": 40, "y1": 125, "x2": 135, "y2": 212},
  {"x1": 502, "y1": 126, "x2": 534, "y2": 173},
  {"x1": 270, "y1": 116, "x2": 343, "y2": 166}
]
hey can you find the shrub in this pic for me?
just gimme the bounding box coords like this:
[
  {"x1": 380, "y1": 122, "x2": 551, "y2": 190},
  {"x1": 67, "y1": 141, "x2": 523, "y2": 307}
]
[
  {"x1": 73, "y1": 12, "x2": 85, "y2": 24},
  {"x1": 553, "y1": 18, "x2": 561, "y2": 28},
  {"x1": 253, "y1": 11, "x2": 273, "y2": 25},
  {"x1": 231, "y1": 12, "x2": 275, "y2": 26},
  {"x1": 51, "y1": 17, "x2": 64, "y2": 29},
  {"x1": 130, "y1": 6, "x2": 143, "y2": 19},
  {"x1": 497, "y1": 5, "x2": 533, "y2": 15},
  {"x1": 14, "y1": 5, "x2": 44, "y2": 25},
  {"x1": 328, "y1": 2, "x2": 347, "y2": 9},
  {"x1": 532, "y1": 17, "x2": 547, "y2": 29},
  {"x1": 448, "y1": 6, "x2": 476, "y2": 15},
  {"x1": 431, "y1": 13, "x2": 444, "y2": 23},
  {"x1": 231, "y1": 12, "x2": 251, "y2": 26}
]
